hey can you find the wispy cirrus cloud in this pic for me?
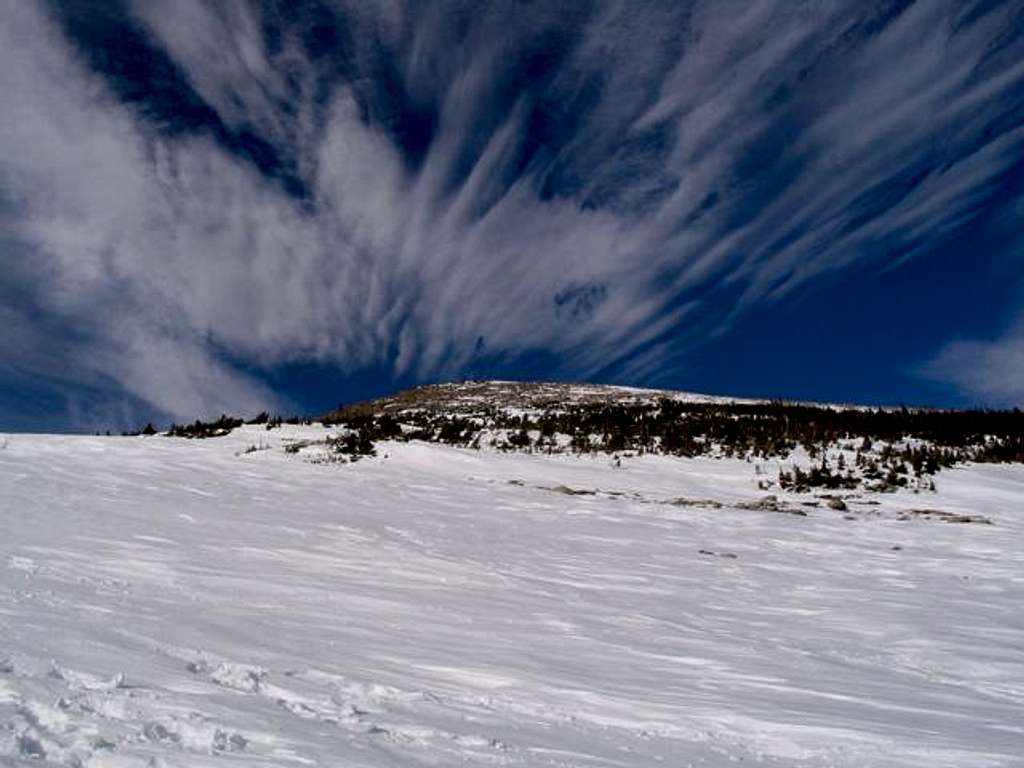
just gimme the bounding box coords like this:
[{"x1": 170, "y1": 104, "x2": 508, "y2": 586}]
[
  {"x1": 924, "y1": 317, "x2": 1024, "y2": 406},
  {"x1": 1, "y1": 0, "x2": 1023, "y2": 427}
]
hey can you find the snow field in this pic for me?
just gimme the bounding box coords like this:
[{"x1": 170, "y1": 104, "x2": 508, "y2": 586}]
[{"x1": 1, "y1": 425, "x2": 1022, "y2": 766}]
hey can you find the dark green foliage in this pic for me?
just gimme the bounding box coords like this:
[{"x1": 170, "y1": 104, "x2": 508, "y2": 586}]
[
  {"x1": 323, "y1": 394, "x2": 1024, "y2": 465},
  {"x1": 571, "y1": 432, "x2": 593, "y2": 453},
  {"x1": 328, "y1": 426, "x2": 377, "y2": 460},
  {"x1": 438, "y1": 418, "x2": 474, "y2": 444},
  {"x1": 973, "y1": 433, "x2": 1024, "y2": 463},
  {"x1": 121, "y1": 422, "x2": 158, "y2": 436},
  {"x1": 319, "y1": 387, "x2": 1024, "y2": 493},
  {"x1": 167, "y1": 415, "x2": 244, "y2": 439},
  {"x1": 779, "y1": 457, "x2": 859, "y2": 492},
  {"x1": 376, "y1": 414, "x2": 404, "y2": 440},
  {"x1": 507, "y1": 428, "x2": 532, "y2": 449}
]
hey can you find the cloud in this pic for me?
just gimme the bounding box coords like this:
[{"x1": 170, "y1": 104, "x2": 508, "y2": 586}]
[
  {"x1": 0, "y1": 1, "x2": 284, "y2": 423},
  {"x1": 924, "y1": 317, "x2": 1024, "y2": 406},
  {"x1": 1, "y1": 0, "x2": 1023, "y2": 424}
]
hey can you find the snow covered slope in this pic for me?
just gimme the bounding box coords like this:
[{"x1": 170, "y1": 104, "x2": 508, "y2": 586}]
[{"x1": 2, "y1": 425, "x2": 1023, "y2": 767}]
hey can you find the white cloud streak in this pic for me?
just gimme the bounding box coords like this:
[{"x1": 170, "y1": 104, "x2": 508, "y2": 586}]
[
  {"x1": 924, "y1": 318, "x2": 1024, "y2": 406},
  {"x1": 1, "y1": 0, "x2": 1022, "y2": 424}
]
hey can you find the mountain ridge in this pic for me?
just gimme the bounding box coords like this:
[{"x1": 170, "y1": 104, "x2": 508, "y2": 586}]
[{"x1": 320, "y1": 379, "x2": 913, "y2": 423}]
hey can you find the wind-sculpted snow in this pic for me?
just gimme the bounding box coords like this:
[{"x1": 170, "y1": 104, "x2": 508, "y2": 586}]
[{"x1": 1, "y1": 426, "x2": 1023, "y2": 766}]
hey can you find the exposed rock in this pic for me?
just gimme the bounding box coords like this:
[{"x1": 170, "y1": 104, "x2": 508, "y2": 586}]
[
  {"x1": 545, "y1": 485, "x2": 597, "y2": 496},
  {"x1": 699, "y1": 549, "x2": 738, "y2": 559},
  {"x1": 736, "y1": 495, "x2": 807, "y2": 516},
  {"x1": 897, "y1": 509, "x2": 993, "y2": 525},
  {"x1": 669, "y1": 497, "x2": 723, "y2": 509}
]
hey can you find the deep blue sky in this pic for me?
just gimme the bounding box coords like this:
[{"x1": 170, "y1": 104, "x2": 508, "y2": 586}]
[{"x1": 2, "y1": 0, "x2": 1023, "y2": 431}]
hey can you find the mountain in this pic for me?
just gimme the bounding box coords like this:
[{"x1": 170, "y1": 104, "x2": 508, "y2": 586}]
[
  {"x1": 325, "y1": 380, "x2": 765, "y2": 418},
  {"x1": 316, "y1": 380, "x2": 1023, "y2": 492},
  {"x1": 1, "y1": 383, "x2": 1022, "y2": 766}
]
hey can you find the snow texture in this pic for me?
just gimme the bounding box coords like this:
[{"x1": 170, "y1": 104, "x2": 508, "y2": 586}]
[{"x1": 1, "y1": 425, "x2": 1022, "y2": 766}]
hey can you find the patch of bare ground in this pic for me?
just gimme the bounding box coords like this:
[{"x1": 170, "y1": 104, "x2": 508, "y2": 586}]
[
  {"x1": 735, "y1": 495, "x2": 808, "y2": 516},
  {"x1": 898, "y1": 509, "x2": 993, "y2": 524},
  {"x1": 668, "y1": 497, "x2": 723, "y2": 509}
]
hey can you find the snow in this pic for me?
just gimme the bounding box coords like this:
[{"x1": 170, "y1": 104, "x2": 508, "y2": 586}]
[{"x1": 1, "y1": 425, "x2": 1023, "y2": 767}]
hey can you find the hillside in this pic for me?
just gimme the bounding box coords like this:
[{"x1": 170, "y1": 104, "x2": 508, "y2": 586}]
[
  {"x1": 316, "y1": 380, "x2": 1023, "y2": 494},
  {"x1": 2, "y1": 386, "x2": 1023, "y2": 765},
  {"x1": 323, "y1": 380, "x2": 764, "y2": 418}
]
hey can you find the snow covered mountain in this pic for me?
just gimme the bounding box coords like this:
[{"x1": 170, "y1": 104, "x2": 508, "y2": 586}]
[
  {"x1": 328, "y1": 380, "x2": 765, "y2": 415},
  {"x1": 2, "y1": 383, "x2": 1023, "y2": 766}
]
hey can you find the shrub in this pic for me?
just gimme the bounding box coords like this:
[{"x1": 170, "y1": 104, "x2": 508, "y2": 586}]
[
  {"x1": 168, "y1": 415, "x2": 244, "y2": 439},
  {"x1": 328, "y1": 426, "x2": 377, "y2": 460}
]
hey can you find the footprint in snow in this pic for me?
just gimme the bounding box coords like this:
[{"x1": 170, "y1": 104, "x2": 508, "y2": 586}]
[
  {"x1": 49, "y1": 662, "x2": 128, "y2": 692},
  {"x1": 7, "y1": 556, "x2": 39, "y2": 575},
  {"x1": 186, "y1": 659, "x2": 266, "y2": 693}
]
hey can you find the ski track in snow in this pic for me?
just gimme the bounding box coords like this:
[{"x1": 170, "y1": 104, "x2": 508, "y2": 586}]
[{"x1": 1, "y1": 425, "x2": 1023, "y2": 766}]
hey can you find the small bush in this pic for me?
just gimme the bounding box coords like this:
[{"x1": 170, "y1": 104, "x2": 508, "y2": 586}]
[
  {"x1": 168, "y1": 415, "x2": 244, "y2": 439},
  {"x1": 328, "y1": 426, "x2": 377, "y2": 460}
]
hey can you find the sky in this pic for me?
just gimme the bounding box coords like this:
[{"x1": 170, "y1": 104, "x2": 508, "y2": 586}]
[{"x1": 1, "y1": 0, "x2": 1023, "y2": 432}]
